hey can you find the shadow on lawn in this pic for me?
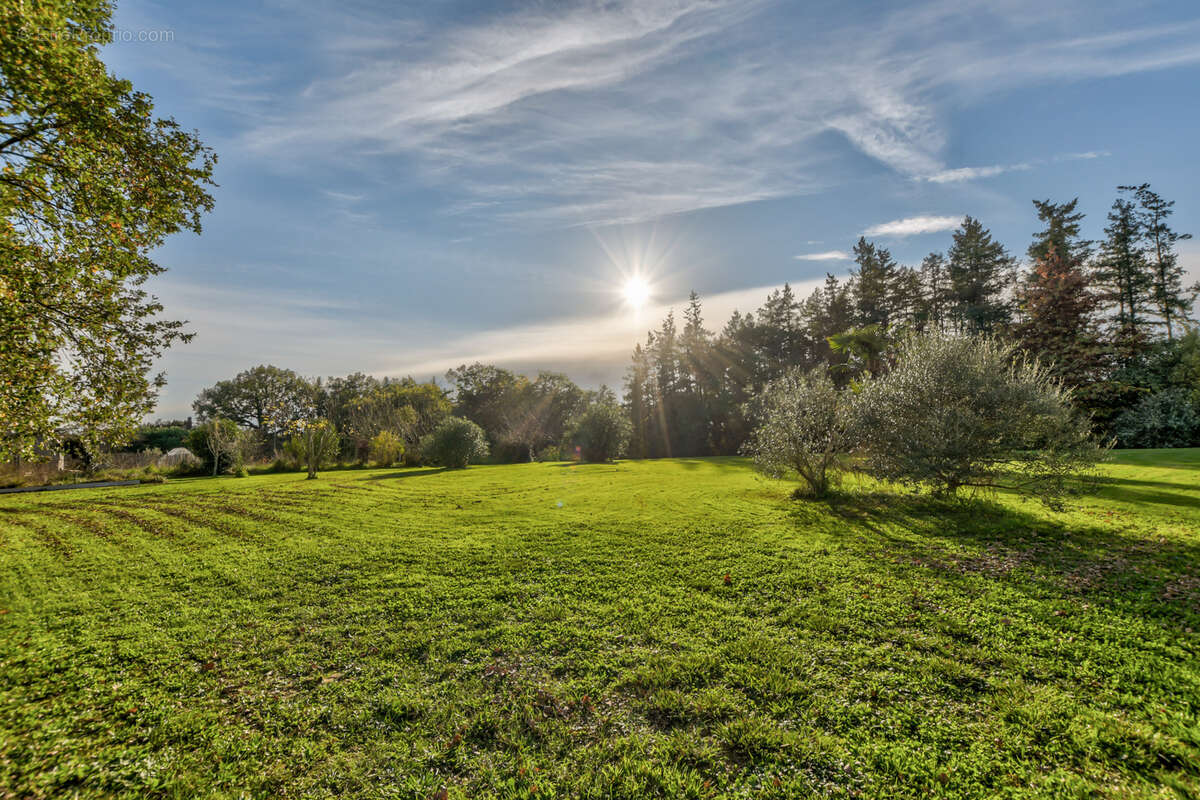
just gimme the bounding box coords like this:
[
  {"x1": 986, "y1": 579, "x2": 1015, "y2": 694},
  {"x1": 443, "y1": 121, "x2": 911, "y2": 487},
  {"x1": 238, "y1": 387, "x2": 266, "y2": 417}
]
[
  {"x1": 1094, "y1": 484, "x2": 1200, "y2": 510},
  {"x1": 1094, "y1": 473, "x2": 1200, "y2": 494},
  {"x1": 802, "y1": 490, "x2": 1200, "y2": 623},
  {"x1": 365, "y1": 467, "x2": 447, "y2": 481}
]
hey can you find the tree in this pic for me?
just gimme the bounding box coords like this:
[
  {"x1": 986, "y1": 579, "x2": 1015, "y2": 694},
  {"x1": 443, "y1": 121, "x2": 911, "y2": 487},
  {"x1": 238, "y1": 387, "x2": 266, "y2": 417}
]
[
  {"x1": 1170, "y1": 327, "x2": 1200, "y2": 412},
  {"x1": 127, "y1": 423, "x2": 189, "y2": 453},
  {"x1": 1095, "y1": 195, "x2": 1154, "y2": 362},
  {"x1": 919, "y1": 253, "x2": 951, "y2": 332},
  {"x1": 1013, "y1": 245, "x2": 1105, "y2": 396},
  {"x1": 421, "y1": 417, "x2": 489, "y2": 469},
  {"x1": 624, "y1": 342, "x2": 651, "y2": 459},
  {"x1": 569, "y1": 402, "x2": 631, "y2": 462},
  {"x1": 828, "y1": 325, "x2": 891, "y2": 382},
  {"x1": 1124, "y1": 184, "x2": 1194, "y2": 340},
  {"x1": 368, "y1": 430, "x2": 405, "y2": 467},
  {"x1": 446, "y1": 363, "x2": 527, "y2": 455},
  {"x1": 849, "y1": 237, "x2": 899, "y2": 328},
  {"x1": 1114, "y1": 389, "x2": 1200, "y2": 449},
  {"x1": 287, "y1": 419, "x2": 339, "y2": 479},
  {"x1": 1028, "y1": 198, "x2": 1090, "y2": 265},
  {"x1": 193, "y1": 366, "x2": 315, "y2": 452},
  {"x1": 947, "y1": 217, "x2": 1015, "y2": 335},
  {"x1": 187, "y1": 419, "x2": 242, "y2": 477},
  {"x1": 320, "y1": 372, "x2": 380, "y2": 433},
  {"x1": 341, "y1": 379, "x2": 449, "y2": 461},
  {"x1": 855, "y1": 333, "x2": 1101, "y2": 501},
  {"x1": 745, "y1": 366, "x2": 855, "y2": 497},
  {"x1": 1, "y1": 1, "x2": 216, "y2": 460}
]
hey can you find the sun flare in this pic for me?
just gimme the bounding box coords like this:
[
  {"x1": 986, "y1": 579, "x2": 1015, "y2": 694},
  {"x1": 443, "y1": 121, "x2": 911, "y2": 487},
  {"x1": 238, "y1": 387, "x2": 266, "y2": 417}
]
[{"x1": 622, "y1": 276, "x2": 652, "y2": 309}]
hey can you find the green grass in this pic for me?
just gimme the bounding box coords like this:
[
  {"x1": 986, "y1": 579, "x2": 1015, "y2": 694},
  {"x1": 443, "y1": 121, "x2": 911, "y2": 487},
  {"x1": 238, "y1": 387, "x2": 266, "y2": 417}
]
[{"x1": 1, "y1": 452, "x2": 1198, "y2": 799}]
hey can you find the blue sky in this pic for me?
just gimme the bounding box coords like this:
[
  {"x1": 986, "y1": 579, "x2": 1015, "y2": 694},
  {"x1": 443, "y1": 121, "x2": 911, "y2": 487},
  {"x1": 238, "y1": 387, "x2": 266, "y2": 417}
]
[{"x1": 100, "y1": 0, "x2": 1200, "y2": 418}]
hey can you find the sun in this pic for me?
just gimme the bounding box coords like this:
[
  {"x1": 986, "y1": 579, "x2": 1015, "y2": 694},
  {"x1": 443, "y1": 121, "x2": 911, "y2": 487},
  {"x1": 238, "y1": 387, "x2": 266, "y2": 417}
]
[{"x1": 622, "y1": 276, "x2": 652, "y2": 309}]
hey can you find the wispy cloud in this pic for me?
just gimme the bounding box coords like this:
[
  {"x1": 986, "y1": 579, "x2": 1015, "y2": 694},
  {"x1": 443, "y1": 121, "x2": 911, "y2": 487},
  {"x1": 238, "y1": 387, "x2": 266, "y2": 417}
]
[
  {"x1": 864, "y1": 215, "x2": 962, "y2": 237},
  {"x1": 926, "y1": 163, "x2": 1032, "y2": 183},
  {"x1": 232, "y1": 0, "x2": 1200, "y2": 227},
  {"x1": 926, "y1": 150, "x2": 1113, "y2": 183},
  {"x1": 795, "y1": 250, "x2": 852, "y2": 261}
]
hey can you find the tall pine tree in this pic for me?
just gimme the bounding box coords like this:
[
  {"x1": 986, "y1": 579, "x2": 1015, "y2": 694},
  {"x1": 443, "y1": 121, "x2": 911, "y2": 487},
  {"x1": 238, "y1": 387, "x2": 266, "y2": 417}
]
[
  {"x1": 849, "y1": 237, "x2": 898, "y2": 328},
  {"x1": 1124, "y1": 184, "x2": 1194, "y2": 340},
  {"x1": 1095, "y1": 195, "x2": 1154, "y2": 362},
  {"x1": 947, "y1": 217, "x2": 1015, "y2": 335}
]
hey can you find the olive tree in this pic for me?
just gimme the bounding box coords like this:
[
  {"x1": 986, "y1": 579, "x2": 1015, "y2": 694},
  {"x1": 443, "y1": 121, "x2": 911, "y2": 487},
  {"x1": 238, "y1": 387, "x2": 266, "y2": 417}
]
[
  {"x1": 745, "y1": 366, "x2": 855, "y2": 497},
  {"x1": 569, "y1": 402, "x2": 631, "y2": 463},
  {"x1": 286, "y1": 419, "x2": 340, "y2": 479},
  {"x1": 855, "y1": 332, "x2": 1102, "y2": 500},
  {"x1": 421, "y1": 417, "x2": 489, "y2": 469}
]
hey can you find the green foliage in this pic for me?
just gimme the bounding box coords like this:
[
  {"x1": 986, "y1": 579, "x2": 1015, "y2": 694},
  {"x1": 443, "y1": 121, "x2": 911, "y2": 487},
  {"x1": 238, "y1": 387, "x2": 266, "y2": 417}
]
[
  {"x1": 827, "y1": 324, "x2": 890, "y2": 381},
  {"x1": 368, "y1": 430, "x2": 404, "y2": 467},
  {"x1": 1170, "y1": 327, "x2": 1200, "y2": 408},
  {"x1": 186, "y1": 419, "x2": 242, "y2": 476},
  {"x1": 569, "y1": 402, "x2": 631, "y2": 462},
  {"x1": 193, "y1": 365, "x2": 316, "y2": 447},
  {"x1": 447, "y1": 365, "x2": 587, "y2": 461},
  {"x1": 285, "y1": 419, "x2": 340, "y2": 479},
  {"x1": 855, "y1": 333, "x2": 1103, "y2": 500},
  {"x1": 947, "y1": 216, "x2": 1015, "y2": 335},
  {"x1": 1, "y1": 455, "x2": 1198, "y2": 797},
  {"x1": 746, "y1": 366, "x2": 855, "y2": 497},
  {"x1": 342, "y1": 380, "x2": 450, "y2": 453},
  {"x1": 127, "y1": 424, "x2": 189, "y2": 453},
  {"x1": 421, "y1": 416, "x2": 489, "y2": 469},
  {"x1": 1114, "y1": 389, "x2": 1200, "y2": 449},
  {"x1": 0, "y1": 0, "x2": 216, "y2": 459}
]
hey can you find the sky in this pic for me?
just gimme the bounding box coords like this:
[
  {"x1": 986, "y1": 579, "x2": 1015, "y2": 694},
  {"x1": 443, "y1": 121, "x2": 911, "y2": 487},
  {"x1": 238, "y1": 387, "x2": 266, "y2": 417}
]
[{"x1": 99, "y1": 0, "x2": 1200, "y2": 419}]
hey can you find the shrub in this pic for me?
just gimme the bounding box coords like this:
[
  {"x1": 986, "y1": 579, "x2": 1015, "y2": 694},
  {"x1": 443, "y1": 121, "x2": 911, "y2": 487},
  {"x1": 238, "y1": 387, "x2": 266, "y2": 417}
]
[
  {"x1": 422, "y1": 417, "x2": 489, "y2": 469},
  {"x1": 569, "y1": 403, "x2": 631, "y2": 462},
  {"x1": 535, "y1": 444, "x2": 562, "y2": 462},
  {"x1": 369, "y1": 430, "x2": 405, "y2": 466},
  {"x1": 745, "y1": 366, "x2": 855, "y2": 497},
  {"x1": 854, "y1": 332, "x2": 1102, "y2": 501},
  {"x1": 1114, "y1": 389, "x2": 1200, "y2": 448}
]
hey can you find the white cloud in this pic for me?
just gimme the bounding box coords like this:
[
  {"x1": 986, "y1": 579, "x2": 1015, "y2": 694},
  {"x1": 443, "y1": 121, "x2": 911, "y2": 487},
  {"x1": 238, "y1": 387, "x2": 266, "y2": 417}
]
[
  {"x1": 864, "y1": 215, "x2": 962, "y2": 237},
  {"x1": 926, "y1": 163, "x2": 1032, "y2": 183},
  {"x1": 1059, "y1": 150, "x2": 1112, "y2": 161},
  {"x1": 795, "y1": 250, "x2": 852, "y2": 261},
  {"x1": 228, "y1": 1, "x2": 1200, "y2": 227}
]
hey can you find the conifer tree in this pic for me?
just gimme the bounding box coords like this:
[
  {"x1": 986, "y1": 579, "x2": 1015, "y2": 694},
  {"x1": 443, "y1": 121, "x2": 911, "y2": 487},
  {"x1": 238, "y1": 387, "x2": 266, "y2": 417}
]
[
  {"x1": 947, "y1": 217, "x2": 1016, "y2": 335},
  {"x1": 1013, "y1": 246, "x2": 1104, "y2": 395},
  {"x1": 849, "y1": 237, "x2": 898, "y2": 328},
  {"x1": 920, "y1": 252, "x2": 951, "y2": 332},
  {"x1": 1095, "y1": 195, "x2": 1154, "y2": 362},
  {"x1": 1124, "y1": 184, "x2": 1194, "y2": 340},
  {"x1": 1028, "y1": 198, "x2": 1090, "y2": 264}
]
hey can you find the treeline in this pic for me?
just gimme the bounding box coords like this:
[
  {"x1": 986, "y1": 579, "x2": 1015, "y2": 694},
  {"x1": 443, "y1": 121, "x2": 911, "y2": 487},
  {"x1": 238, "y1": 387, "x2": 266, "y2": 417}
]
[
  {"x1": 626, "y1": 185, "x2": 1199, "y2": 456},
  {"x1": 182, "y1": 363, "x2": 626, "y2": 469},
  {"x1": 165, "y1": 184, "x2": 1196, "y2": 469}
]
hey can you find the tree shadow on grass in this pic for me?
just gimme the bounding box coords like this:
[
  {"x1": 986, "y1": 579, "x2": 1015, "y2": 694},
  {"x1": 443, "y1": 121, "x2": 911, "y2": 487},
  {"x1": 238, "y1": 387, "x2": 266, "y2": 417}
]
[
  {"x1": 1093, "y1": 484, "x2": 1200, "y2": 510},
  {"x1": 1093, "y1": 474, "x2": 1200, "y2": 494},
  {"x1": 364, "y1": 467, "x2": 447, "y2": 481},
  {"x1": 797, "y1": 489, "x2": 1200, "y2": 624}
]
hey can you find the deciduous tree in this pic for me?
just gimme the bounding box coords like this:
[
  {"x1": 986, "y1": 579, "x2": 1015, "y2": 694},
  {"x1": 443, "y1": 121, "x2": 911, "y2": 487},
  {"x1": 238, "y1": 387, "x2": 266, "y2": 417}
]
[{"x1": 1, "y1": 0, "x2": 216, "y2": 458}]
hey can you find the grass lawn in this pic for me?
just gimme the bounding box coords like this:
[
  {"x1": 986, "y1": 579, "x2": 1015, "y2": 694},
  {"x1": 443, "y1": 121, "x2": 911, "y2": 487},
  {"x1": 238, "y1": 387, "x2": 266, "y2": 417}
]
[{"x1": 1, "y1": 452, "x2": 1198, "y2": 799}]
